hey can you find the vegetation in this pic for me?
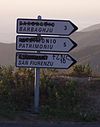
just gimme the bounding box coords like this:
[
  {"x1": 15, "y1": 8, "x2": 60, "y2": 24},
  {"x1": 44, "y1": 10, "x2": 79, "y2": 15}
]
[
  {"x1": 0, "y1": 66, "x2": 34, "y2": 118},
  {"x1": 0, "y1": 65, "x2": 99, "y2": 121},
  {"x1": 69, "y1": 64, "x2": 92, "y2": 77},
  {"x1": 40, "y1": 70, "x2": 97, "y2": 121}
]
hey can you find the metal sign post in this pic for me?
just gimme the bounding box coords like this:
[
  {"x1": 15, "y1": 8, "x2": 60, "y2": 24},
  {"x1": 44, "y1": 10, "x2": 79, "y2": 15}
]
[
  {"x1": 34, "y1": 15, "x2": 41, "y2": 113},
  {"x1": 34, "y1": 64, "x2": 40, "y2": 113},
  {"x1": 16, "y1": 15, "x2": 78, "y2": 114}
]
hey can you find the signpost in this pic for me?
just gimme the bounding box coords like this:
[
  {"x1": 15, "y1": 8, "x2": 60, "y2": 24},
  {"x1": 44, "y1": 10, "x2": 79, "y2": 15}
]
[
  {"x1": 16, "y1": 35, "x2": 77, "y2": 52},
  {"x1": 16, "y1": 16, "x2": 78, "y2": 113},
  {"x1": 16, "y1": 52, "x2": 76, "y2": 69},
  {"x1": 17, "y1": 18, "x2": 78, "y2": 36}
]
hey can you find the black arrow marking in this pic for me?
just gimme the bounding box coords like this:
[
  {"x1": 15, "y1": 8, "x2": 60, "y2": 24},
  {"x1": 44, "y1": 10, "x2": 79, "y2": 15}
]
[
  {"x1": 67, "y1": 38, "x2": 77, "y2": 52},
  {"x1": 66, "y1": 54, "x2": 77, "y2": 69},
  {"x1": 68, "y1": 21, "x2": 78, "y2": 35}
]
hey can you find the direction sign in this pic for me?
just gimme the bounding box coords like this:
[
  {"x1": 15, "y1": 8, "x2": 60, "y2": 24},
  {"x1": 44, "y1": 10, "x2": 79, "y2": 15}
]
[
  {"x1": 16, "y1": 35, "x2": 77, "y2": 52},
  {"x1": 17, "y1": 18, "x2": 78, "y2": 36},
  {"x1": 16, "y1": 52, "x2": 76, "y2": 69}
]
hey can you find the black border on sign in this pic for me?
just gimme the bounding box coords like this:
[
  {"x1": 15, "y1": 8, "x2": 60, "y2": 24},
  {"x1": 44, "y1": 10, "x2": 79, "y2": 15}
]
[
  {"x1": 15, "y1": 52, "x2": 77, "y2": 69},
  {"x1": 16, "y1": 35, "x2": 77, "y2": 52},
  {"x1": 16, "y1": 18, "x2": 78, "y2": 36}
]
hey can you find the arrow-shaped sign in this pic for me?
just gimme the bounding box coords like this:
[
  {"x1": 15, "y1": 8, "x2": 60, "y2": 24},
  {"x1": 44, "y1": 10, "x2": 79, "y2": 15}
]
[
  {"x1": 16, "y1": 35, "x2": 77, "y2": 52},
  {"x1": 16, "y1": 52, "x2": 76, "y2": 69},
  {"x1": 17, "y1": 18, "x2": 78, "y2": 36}
]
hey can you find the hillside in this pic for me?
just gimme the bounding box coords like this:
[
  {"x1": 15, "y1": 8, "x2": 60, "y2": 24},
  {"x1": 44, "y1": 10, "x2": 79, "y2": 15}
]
[
  {"x1": 71, "y1": 45, "x2": 100, "y2": 74},
  {"x1": 0, "y1": 43, "x2": 15, "y2": 65},
  {"x1": 69, "y1": 24, "x2": 100, "y2": 74},
  {"x1": 71, "y1": 29, "x2": 100, "y2": 51},
  {"x1": 82, "y1": 24, "x2": 100, "y2": 32}
]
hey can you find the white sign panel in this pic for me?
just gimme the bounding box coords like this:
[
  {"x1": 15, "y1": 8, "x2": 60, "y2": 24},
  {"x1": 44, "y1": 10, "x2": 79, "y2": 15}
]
[
  {"x1": 16, "y1": 52, "x2": 76, "y2": 69},
  {"x1": 16, "y1": 35, "x2": 77, "y2": 52},
  {"x1": 17, "y1": 18, "x2": 78, "y2": 36}
]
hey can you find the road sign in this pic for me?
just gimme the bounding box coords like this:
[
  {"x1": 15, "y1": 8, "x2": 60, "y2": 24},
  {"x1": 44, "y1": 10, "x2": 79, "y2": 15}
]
[
  {"x1": 16, "y1": 35, "x2": 77, "y2": 52},
  {"x1": 17, "y1": 18, "x2": 78, "y2": 36},
  {"x1": 16, "y1": 52, "x2": 76, "y2": 69}
]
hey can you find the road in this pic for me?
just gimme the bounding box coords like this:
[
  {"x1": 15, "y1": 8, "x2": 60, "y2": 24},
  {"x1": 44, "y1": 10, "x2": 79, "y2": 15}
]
[{"x1": 0, "y1": 122, "x2": 100, "y2": 127}]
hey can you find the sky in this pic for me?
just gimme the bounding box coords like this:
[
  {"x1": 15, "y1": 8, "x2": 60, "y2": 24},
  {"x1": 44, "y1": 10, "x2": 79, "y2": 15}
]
[{"x1": 0, "y1": 0, "x2": 100, "y2": 43}]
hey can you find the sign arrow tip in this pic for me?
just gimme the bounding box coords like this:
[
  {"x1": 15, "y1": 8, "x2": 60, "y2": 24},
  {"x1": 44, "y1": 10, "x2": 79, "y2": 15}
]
[
  {"x1": 67, "y1": 38, "x2": 78, "y2": 52},
  {"x1": 67, "y1": 54, "x2": 77, "y2": 69},
  {"x1": 68, "y1": 21, "x2": 78, "y2": 35}
]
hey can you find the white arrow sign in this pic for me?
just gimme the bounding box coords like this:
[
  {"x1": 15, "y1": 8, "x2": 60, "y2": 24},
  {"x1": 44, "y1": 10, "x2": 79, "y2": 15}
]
[
  {"x1": 16, "y1": 52, "x2": 76, "y2": 69},
  {"x1": 16, "y1": 18, "x2": 78, "y2": 36},
  {"x1": 16, "y1": 35, "x2": 77, "y2": 52}
]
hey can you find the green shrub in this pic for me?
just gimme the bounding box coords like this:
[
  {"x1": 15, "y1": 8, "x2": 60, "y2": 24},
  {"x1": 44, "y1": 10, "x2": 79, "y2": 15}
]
[
  {"x1": 0, "y1": 66, "x2": 34, "y2": 114},
  {"x1": 0, "y1": 66, "x2": 97, "y2": 121},
  {"x1": 40, "y1": 76, "x2": 97, "y2": 121},
  {"x1": 70, "y1": 64, "x2": 92, "y2": 77}
]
